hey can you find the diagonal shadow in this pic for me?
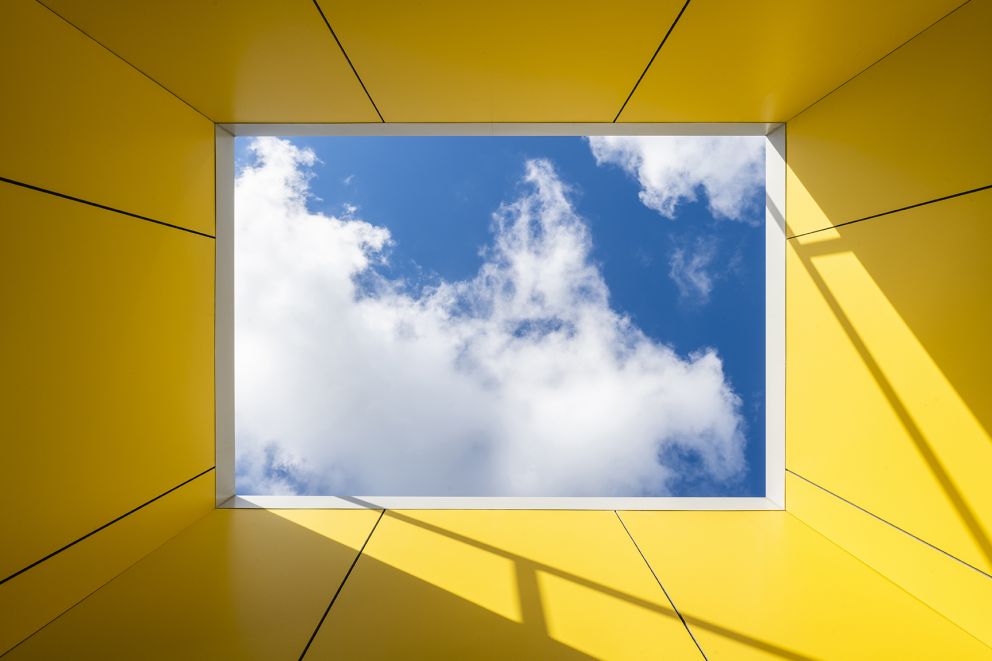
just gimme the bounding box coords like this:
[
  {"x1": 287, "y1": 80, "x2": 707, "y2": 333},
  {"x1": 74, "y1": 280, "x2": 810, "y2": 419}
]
[
  {"x1": 789, "y1": 233, "x2": 992, "y2": 568},
  {"x1": 381, "y1": 510, "x2": 817, "y2": 661}
]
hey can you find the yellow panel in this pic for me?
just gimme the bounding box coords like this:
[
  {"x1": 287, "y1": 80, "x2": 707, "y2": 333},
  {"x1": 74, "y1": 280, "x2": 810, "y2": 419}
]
[
  {"x1": 620, "y1": 0, "x2": 963, "y2": 122},
  {"x1": 2, "y1": 509, "x2": 380, "y2": 660},
  {"x1": 786, "y1": 188, "x2": 992, "y2": 573},
  {"x1": 787, "y1": 473, "x2": 992, "y2": 647},
  {"x1": 0, "y1": 0, "x2": 214, "y2": 235},
  {"x1": 786, "y1": 0, "x2": 991, "y2": 236},
  {"x1": 621, "y1": 511, "x2": 992, "y2": 660},
  {"x1": 307, "y1": 510, "x2": 701, "y2": 659},
  {"x1": 0, "y1": 182, "x2": 214, "y2": 581},
  {"x1": 317, "y1": 0, "x2": 686, "y2": 122},
  {"x1": 39, "y1": 0, "x2": 379, "y2": 124},
  {"x1": 0, "y1": 472, "x2": 213, "y2": 655}
]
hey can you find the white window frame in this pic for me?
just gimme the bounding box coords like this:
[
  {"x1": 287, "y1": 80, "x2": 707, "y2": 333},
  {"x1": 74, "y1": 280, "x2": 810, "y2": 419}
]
[{"x1": 214, "y1": 123, "x2": 786, "y2": 510}]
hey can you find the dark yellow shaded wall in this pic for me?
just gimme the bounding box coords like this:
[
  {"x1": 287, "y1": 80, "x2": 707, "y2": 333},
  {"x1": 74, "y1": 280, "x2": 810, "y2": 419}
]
[
  {"x1": 0, "y1": 472, "x2": 213, "y2": 654},
  {"x1": 0, "y1": 0, "x2": 214, "y2": 235},
  {"x1": 37, "y1": 0, "x2": 380, "y2": 123},
  {"x1": 6, "y1": 509, "x2": 990, "y2": 660},
  {"x1": 785, "y1": 0, "x2": 992, "y2": 236},
  {"x1": 1, "y1": 0, "x2": 989, "y2": 656},
  {"x1": 0, "y1": 0, "x2": 215, "y2": 652},
  {"x1": 785, "y1": 0, "x2": 992, "y2": 644},
  {"x1": 313, "y1": 0, "x2": 686, "y2": 122},
  {"x1": 2, "y1": 509, "x2": 381, "y2": 661},
  {"x1": 617, "y1": 0, "x2": 964, "y2": 122}
]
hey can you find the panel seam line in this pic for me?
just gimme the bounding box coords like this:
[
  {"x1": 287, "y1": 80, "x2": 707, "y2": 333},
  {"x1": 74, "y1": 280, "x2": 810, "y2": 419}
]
[
  {"x1": 785, "y1": 0, "x2": 973, "y2": 123},
  {"x1": 311, "y1": 0, "x2": 385, "y2": 122},
  {"x1": 614, "y1": 511, "x2": 708, "y2": 659},
  {"x1": 298, "y1": 509, "x2": 386, "y2": 659},
  {"x1": 0, "y1": 176, "x2": 215, "y2": 239},
  {"x1": 33, "y1": 0, "x2": 215, "y2": 123},
  {"x1": 0, "y1": 466, "x2": 216, "y2": 586},
  {"x1": 787, "y1": 469, "x2": 991, "y2": 580},
  {"x1": 785, "y1": 510, "x2": 992, "y2": 651},
  {"x1": 612, "y1": 0, "x2": 691, "y2": 123},
  {"x1": 786, "y1": 183, "x2": 992, "y2": 240}
]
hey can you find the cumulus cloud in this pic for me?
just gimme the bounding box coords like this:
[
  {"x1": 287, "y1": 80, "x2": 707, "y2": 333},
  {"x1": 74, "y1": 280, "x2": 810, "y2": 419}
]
[
  {"x1": 587, "y1": 136, "x2": 764, "y2": 222},
  {"x1": 235, "y1": 137, "x2": 746, "y2": 496}
]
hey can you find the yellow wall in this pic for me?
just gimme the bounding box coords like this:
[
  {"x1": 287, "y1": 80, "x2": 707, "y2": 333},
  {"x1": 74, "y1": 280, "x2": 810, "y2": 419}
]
[
  {"x1": 2, "y1": 0, "x2": 989, "y2": 656},
  {"x1": 0, "y1": 0, "x2": 214, "y2": 235},
  {"x1": 37, "y1": 0, "x2": 379, "y2": 124},
  {"x1": 785, "y1": 0, "x2": 992, "y2": 643},
  {"x1": 785, "y1": 0, "x2": 992, "y2": 237},
  {"x1": 33, "y1": 1, "x2": 964, "y2": 125},
  {"x1": 0, "y1": 472, "x2": 214, "y2": 654},
  {"x1": 618, "y1": 0, "x2": 964, "y2": 122},
  {"x1": 788, "y1": 473, "x2": 992, "y2": 647},
  {"x1": 0, "y1": 0, "x2": 215, "y2": 652},
  {"x1": 5, "y1": 509, "x2": 990, "y2": 660},
  {"x1": 312, "y1": 0, "x2": 687, "y2": 122},
  {"x1": 2, "y1": 509, "x2": 382, "y2": 660}
]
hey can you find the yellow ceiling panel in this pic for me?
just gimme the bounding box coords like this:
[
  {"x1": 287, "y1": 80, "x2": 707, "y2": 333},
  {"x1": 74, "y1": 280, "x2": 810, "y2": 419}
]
[
  {"x1": 0, "y1": 181, "x2": 214, "y2": 584},
  {"x1": 619, "y1": 0, "x2": 966, "y2": 122},
  {"x1": 786, "y1": 0, "x2": 990, "y2": 236},
  {"x1": 1, "y1": 0, "x2": 214, "y2": 234},
  {"x1": 787, "y1": 188, "x2": 992, "y2": 575},
  {"x1": 2, "y1": 509, "x2": 381, "y2": 660},
  {"x1": 39, "y1": 0, "x2": 379, "y2": 123},
  {"x1": 0, "y1": 473, "x2": 212, "y2": 655},
  {"x1": 306, "y1": 510, "x2": 702, "y2": 659},
  {"x1": 621, "y1": 511, "x2": 992, "y2": 660},
  {"x1": 787, "y1": 473, "x2": 992, "y2": 648},
  {"x1": 317, "y1": 0, "x2": 686, "y2": 122}
]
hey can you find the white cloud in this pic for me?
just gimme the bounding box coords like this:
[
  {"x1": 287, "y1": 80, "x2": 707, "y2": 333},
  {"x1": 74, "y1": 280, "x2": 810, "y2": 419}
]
[
  {"x1": 669, "y1": 240, "x2": 717, "y2": 303},
  {"x1": 587, "y1": 136, "x2": 764, "y2": 222},
  {"x1": 235, "y1": 137, "x2": 746, "y2": 496}
]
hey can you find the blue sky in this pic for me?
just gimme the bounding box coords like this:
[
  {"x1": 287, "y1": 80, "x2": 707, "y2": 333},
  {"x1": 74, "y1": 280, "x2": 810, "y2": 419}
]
[{"x1": 234, "y1": 135, "x2": 765, "y2": 497}]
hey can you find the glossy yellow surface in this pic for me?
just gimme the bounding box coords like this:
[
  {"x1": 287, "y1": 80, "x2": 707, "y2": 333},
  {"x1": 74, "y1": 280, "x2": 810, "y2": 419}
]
[
  {"x1": 0, "y1": 472, "x2": 213, "y2": 656},
  {"x1": 622, "y1": 510, "x2": 992, "y2": 659},
  {"x1": 4, "y1": 0, "x2": 990, "y2": 655},
  {"x1": 787, "y1": 473, "x2": 992, "y2": 648},
  {"x1": 621, "y1": 0, "x2": 964, "y2": 122},
  {"x1": 39, "y1": 0, "x2": 379, "y2": 124},
  {"x1": 317, "y1": 0, "x2": 685, "y2": 122},
  {"x1": 786, "y1": 0, "x2": 991, "y2": 236},
  {"x1": 2, "y1": 509, "x2": 381, "y2": 660},
  {"x1": 0, "y1": 0, "x2": 214, "y2": 235},
  {"x1": 786, "y1": 188, "x2": 992, "y2": 574},
  {"x1": 0, "y1": 182, "x2": 214, "y2": 581},
  {"x1": 306, "y1": 510, "x2": 701, "y2": 659}
]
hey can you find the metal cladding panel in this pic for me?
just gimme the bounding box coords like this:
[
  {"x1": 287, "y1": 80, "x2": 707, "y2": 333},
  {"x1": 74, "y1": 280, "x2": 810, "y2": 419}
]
[
  {"x1": 0, "y1": 0, "x2": 214, "y2": 235},
  {"x1": 39, "y1": 0, "x2": 380, "y2": 124},
  {"x1": 314, "y1": 0, "x2": 686, "y2": 122},
  {"x1": 622, "y1": 510, "x2": 992, "y2": 659},
  {"x1": 785, "y1": 0, "x2": 991, "y2": 236},
  {"x1": 0, "y1": 183, "x2": 214, "y2": 582},
  {"x1": 620, "y1": 0, "x2": 965, "y2": 122},
  {"x1": 787, "y1": 188, "x2": 992, "y2": 575}
]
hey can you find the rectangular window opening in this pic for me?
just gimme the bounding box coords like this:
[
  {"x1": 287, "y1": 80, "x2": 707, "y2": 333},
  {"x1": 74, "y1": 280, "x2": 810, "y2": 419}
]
[{"x1": 216, "y1": 125, "x2": 785, "y2": 510}]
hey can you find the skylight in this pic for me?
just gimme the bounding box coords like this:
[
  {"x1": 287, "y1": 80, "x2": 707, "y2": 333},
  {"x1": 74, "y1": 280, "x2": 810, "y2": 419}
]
[{"x1": 229, "y1": 132, "x2": 775, "y2": 501}]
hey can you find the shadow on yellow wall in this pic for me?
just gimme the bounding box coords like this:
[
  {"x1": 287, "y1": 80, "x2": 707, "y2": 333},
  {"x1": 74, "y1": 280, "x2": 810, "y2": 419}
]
[
  {"x1": 5, "y1": 508, "x2": 828, "y2": 660},
  {"x1": 785, "y1": 177, "x2": 992, "y2": 574},
  {"x1": 307, "y1": 510, "x2": 815, "y2": 660}
]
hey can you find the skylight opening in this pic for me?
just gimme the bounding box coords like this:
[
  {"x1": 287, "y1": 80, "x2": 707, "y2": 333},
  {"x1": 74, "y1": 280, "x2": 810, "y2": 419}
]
[{"x1": 222, "y1": 129, "x2": 783, "y2": 505}]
